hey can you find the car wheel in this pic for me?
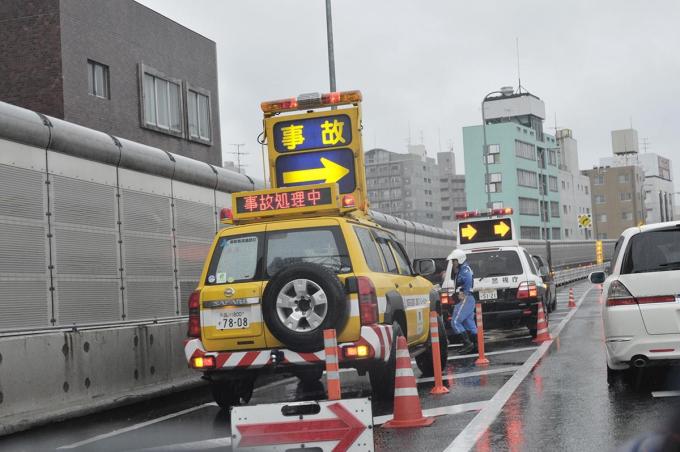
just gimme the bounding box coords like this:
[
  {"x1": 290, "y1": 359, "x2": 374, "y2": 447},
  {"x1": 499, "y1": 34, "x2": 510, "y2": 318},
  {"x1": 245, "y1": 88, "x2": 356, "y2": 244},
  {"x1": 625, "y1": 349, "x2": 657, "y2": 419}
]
[
  {"x1": 415, "y1": 315, "x2": 449, "y2": 377},
  {"x1": 528, "y1": 328, "x2": 537, "y2": 339},
  {"x1": 262, "y1": 263, "x2": 348, "y2": 353},
  {"x1": 211, "y1": 378, "x2": 255, "y2": 411},
  {"x1": 606, "y1": 364, "x2": 628, "y2": 387},
  {"x1": 369, "y1": 322, "x2": 403, "y2": 402}
]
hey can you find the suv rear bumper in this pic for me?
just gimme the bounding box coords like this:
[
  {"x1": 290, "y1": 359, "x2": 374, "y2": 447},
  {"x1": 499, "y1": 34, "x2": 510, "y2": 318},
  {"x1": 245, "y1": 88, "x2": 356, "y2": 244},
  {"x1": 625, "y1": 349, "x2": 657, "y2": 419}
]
[
  {"x1": 606, "y1": 334, "x2": 680, "y2": 369},
  {"x1": 184, "y1": 324, "x2": 393, "y2": 371}
]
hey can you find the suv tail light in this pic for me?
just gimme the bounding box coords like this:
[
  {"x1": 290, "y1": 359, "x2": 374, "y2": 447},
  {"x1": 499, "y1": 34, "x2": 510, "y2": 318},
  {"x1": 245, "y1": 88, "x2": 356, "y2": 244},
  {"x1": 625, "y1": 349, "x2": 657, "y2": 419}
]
[
  {"x1": 188, "y1": 290, "x2": 201, "y2": 337},
  {"x1": 516, "y1": 282, "x2": 538, "y2": 299},
  {"x1": 606, "y1": 281, "x2": 636, "y2": 307},
  {"x1": 357, "y1": 277, "x2": 378, "y2": 325}
]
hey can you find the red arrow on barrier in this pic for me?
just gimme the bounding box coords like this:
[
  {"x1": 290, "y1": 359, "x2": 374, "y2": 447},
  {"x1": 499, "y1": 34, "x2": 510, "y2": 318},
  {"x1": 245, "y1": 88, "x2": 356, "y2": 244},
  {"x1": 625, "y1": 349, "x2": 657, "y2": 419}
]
[{"x1": 236, "y1": 402, "x2": 366, "y2": 452}]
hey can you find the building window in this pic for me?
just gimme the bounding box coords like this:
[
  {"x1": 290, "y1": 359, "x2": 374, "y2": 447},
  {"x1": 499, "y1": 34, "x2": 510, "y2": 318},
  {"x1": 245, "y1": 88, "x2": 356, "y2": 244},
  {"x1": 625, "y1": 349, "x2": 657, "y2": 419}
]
[
  {"x1": 548, "y1": 149, "x2": 557, "y2": 166},
  {"x1": 539, "y1": 174, "x2": 548, "y2": 195},
  {"x1": 515, "y1": 140, "x2": 536, "y2": 160},
  {"x1": 551, "y1": 227, "x2": 561, "y2": 239},
  {"x1": 620, "y1": 192, "x2": 632, "y2": 201},
  {"x1": 550, "y1": 201, "x2": 560, "y2": 218},
  {"x1": 187, "y1": 87, "x2": 212, "y2": 143},
  {"x1": 597, "y1": 214, "x2": 608, "y2": 223},
  {"x1": 618, "y1": 174, "x2": 631, "y2": 184},
  {"x1": 87, "y1": 60, "x2": 109, "y2": 99},
  {"x1": 594, "y1": 194, "x2": 606, "y2": 204},
  {"x1": 594, "y1": 174, "x2": 605, "y2": 185},
  {"x1": 561, "y1": 180, "x2": 566, "y2": 189},
  {"x1": 140, "y1": 65, "x2": 183, "y2": 135},
  {"x1": 549, "y1": 176, "x2": 558, "y2": 192},
  {"x1": 563, "y1": 205, "x2": 568, "y2": 215},
  {"x1": 485, "y1": 144, "x2": 501, "y2": 164},
  {"x1": 585, "y1": 185, "x2": 589, "y2": 195},
  {"x1": 517, "y1": 169, "x2": 538, "y2": 188},
  {"x1": 520, "y1": 226, "x2": 541, "y2": 239},
  {"x1": 621, "y1": 211, "x2": 633, "y2": 221},
  {"x1": 537, "y1": 148, "x2": 547, "y2": 169},
  {"x1": 519, "y1": 197, "x2": 539, "y2": 216}
]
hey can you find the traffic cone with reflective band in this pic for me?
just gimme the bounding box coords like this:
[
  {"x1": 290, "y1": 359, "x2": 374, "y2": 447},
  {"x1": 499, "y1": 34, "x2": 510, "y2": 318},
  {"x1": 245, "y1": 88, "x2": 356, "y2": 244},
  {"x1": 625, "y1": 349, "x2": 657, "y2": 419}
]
[
  {"x1": 568, "y1": 287, "x2": 576, "y2": 309},
  {"x1": 323, "y1": 329, "x2": 341, "y2": 400},
  {"x1": 475, "y1": 303, "x2": 489, "y2": 366},
  {"x1": 429, "y1": 312, "x2": 449, "y2": 394},
  {"x1": 533, "y1": 302, "x2": 552, "y2": 344},
  {"x1": 383, "y1": 336, "x2": 434, "y2": 428}
]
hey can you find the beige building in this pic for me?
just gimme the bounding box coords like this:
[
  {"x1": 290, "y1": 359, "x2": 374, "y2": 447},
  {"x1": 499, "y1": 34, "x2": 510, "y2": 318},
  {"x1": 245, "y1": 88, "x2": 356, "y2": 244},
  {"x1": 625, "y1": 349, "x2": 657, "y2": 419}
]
[{"x1": 582, "y1": 165, "x2": 646, "y2": 239}]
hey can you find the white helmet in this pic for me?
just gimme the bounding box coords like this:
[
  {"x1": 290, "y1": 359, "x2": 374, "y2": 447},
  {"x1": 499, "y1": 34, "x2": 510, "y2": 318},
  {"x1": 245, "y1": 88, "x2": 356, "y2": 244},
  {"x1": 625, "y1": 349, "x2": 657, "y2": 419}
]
[{"x1": 447, "y1": 249, "x2": 466, "y2": 264}]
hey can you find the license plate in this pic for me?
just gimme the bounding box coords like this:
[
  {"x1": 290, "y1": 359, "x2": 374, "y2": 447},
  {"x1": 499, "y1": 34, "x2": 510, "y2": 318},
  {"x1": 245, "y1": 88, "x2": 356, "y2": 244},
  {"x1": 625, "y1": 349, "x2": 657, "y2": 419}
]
[
  {"x1": 217, "y1": 308, "x2": 252, "y2": 330},
  {"x1": 479, "y1": 290, "x2": 498, "y2": 301}
]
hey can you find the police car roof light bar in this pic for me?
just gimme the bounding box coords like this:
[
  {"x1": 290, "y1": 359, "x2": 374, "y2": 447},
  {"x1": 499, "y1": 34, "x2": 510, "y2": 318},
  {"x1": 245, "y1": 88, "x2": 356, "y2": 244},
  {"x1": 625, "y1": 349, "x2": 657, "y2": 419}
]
[
  {"x1": 455, "y1": 207, "x2": 513, "y2": 220},
  {"x1": 261, "y1": 90, "x2": 362, "y2": 115}
]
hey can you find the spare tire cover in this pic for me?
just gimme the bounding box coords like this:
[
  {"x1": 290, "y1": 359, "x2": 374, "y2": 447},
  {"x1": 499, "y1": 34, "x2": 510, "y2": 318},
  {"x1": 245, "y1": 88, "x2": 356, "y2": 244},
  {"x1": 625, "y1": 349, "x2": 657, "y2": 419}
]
[{"x1": 262, "y1": 262, "x2": 348, "y2": 353}]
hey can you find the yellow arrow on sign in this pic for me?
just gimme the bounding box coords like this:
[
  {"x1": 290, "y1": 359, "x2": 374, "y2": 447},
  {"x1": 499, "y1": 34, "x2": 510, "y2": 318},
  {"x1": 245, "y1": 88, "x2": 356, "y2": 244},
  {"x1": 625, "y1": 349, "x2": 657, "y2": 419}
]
[
  {"x1": 494, "y1": 221, "x2": 511, "y2": 237},
  {"x1": 461, "y1": 224, "x2": 477, "y2": 240},
  {"x1": 282, "y1": 158, "x2": 350, "y2": 185}
]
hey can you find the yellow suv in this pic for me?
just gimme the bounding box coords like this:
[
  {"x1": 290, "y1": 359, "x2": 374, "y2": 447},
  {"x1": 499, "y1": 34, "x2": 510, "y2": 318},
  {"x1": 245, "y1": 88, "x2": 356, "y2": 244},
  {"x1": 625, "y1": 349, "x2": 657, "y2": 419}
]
[{"x1": 184, "y1": 188, "x2": 448, "y2": 409}]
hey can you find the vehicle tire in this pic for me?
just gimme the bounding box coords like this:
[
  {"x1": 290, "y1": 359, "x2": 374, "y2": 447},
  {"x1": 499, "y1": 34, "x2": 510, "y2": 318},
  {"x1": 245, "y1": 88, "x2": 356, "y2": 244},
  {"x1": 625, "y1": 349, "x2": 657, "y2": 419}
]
[
  {"x1": 369, "y1": 322, "x2": 404, "y2": 402},
  {"x1": 211, "y1": 378, "x2": 255, "y2": 411},
  {"x1": 528, "y1": 328, "x2": 537, "y2": 339},
  {"x1": 262, "y1": 263, "x2": 348, "y2": 353},
  {"x1": 606, "y1": 364, "x2": 628, "y2": 387},
  {"x1": 415, "y1": 315, "x2": 449, "y2": 377},
  {"x1": 293, "y1": 366, "x2": 324, "y2": 385}
]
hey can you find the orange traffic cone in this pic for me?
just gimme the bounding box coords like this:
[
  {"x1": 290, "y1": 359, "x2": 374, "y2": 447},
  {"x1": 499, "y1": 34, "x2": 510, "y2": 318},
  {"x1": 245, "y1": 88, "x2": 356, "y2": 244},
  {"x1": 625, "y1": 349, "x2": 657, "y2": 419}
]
[
  {"x1": 568, "y1": 287, "x2": 576, "y2": 309},
  {"x1": 533, "y1": 302, "x2": 552, "y2": 344},
  {"x1": 383, "y1": 336, "x2": 434, "y2": 429}
]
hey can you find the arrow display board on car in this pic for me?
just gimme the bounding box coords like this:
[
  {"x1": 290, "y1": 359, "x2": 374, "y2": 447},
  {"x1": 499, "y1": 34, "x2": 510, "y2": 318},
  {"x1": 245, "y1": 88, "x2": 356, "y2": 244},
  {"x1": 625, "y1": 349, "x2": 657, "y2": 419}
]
[{"x1": 458, "y1": 218, "x2": 514, "y2": 245}]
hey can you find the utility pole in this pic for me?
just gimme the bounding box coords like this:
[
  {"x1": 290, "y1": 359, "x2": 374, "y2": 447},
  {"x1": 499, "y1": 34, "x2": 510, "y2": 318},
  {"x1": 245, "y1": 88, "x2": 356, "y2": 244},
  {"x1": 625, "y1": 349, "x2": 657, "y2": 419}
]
[
  {"x1": 325, "y1": 0, "x2": 336, "y2": 92},
  {"x1": 227, "y1": 143, "x2": 247, "y2": 173}
]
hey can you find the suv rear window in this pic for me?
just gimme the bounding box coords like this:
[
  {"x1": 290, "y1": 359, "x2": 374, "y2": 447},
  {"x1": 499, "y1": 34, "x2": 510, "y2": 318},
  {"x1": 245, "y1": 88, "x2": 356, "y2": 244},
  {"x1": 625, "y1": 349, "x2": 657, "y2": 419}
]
[
  {"x1": 206, "y1": 234, "x2": 261, "y2": 284},
  {"x1": 464, "y1": 250, "x2": 524, "y2": 279},
  {"x1": 265, "y1": 227, "x2": 351, "y2": 276},
  {"x1": 621, "y1": 228, "x2": 680, "y2": 274}
]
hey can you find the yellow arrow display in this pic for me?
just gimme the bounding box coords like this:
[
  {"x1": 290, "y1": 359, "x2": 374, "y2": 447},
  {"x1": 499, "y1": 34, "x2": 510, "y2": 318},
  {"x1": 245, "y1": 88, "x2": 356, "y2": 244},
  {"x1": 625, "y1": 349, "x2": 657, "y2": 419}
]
[
  {"x1": 282, "y1": 158, "x2": 350, "y2": 185},
  {"x1": 494, "y1": 221, "x2": 511, "y2": 237},
  {"x1": 461, "y1": 224, "x2": 477, "y2": 240}
]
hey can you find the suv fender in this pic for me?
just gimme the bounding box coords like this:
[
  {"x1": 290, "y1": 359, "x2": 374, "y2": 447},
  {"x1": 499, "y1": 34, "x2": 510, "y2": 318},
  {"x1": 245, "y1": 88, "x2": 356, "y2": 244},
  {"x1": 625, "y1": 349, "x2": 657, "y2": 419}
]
[{"x1": 383, "y1": 290, "x2": 405, "y2": 325}]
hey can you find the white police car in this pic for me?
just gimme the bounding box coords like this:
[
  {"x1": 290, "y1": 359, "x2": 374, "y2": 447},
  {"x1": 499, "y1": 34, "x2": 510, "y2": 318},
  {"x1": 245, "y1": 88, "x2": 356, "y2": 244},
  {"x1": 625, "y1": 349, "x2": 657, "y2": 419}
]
[{"x1": 441, "y1": 209, "x2": 550, "y2": 338}]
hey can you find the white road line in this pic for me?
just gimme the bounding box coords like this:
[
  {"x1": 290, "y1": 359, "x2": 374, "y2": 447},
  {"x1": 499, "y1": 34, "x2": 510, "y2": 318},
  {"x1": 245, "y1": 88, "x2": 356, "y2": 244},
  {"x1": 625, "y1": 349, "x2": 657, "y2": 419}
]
[
  {"x1": 56, "y1": 403, "x2": 218, "y2": 450},
  {"x1": 652, "y1": 390, "x2": 680, "y2": 398},
  {"x1": 447, "y1": 346, "x2": 537, "y2": 361},
  {"x1": 132, "y1": 437, "x2": 232, "y2": 452},
  {"x1": 417, "y1": 366, "x2": 520, "y2": 383},
  {"x1": 444, "y1": 284, "x2": 593, "y2": 452},
  {"x1": 56, "y1": 375, "x2": 301, "y2": 450},
  {"x1": 374, "y1": 400, "x2": 487, "y2": 426}
]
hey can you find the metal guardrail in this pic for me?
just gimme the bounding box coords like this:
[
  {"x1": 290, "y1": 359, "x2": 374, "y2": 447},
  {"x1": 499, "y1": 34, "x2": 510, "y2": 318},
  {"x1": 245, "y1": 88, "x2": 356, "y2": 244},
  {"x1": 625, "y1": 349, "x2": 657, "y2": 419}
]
[{"x1": 553, "y1": 262, "x2": 608, "y2": 287}]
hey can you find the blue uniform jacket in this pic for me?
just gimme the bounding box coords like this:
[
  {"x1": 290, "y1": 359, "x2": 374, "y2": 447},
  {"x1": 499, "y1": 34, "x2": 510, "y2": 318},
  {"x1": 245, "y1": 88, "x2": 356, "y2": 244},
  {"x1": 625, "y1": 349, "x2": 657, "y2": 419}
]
[{"x1": 455, "y1": 263, "x2": 474, "y2": 297}]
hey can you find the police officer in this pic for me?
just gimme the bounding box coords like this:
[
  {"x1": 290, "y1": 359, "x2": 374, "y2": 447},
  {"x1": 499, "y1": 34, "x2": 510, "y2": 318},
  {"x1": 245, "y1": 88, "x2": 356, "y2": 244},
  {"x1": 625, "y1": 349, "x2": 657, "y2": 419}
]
[{"x1": 448, "y1": 249, "x2": 477, "y2": 354}]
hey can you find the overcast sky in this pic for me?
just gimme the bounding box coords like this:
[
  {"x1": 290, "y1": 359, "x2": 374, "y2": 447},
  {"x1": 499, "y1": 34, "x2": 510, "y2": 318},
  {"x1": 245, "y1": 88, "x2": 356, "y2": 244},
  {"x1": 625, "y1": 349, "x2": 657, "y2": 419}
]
[{"x1": 137, "y1": 0, "x2": 680, "y2": 183}]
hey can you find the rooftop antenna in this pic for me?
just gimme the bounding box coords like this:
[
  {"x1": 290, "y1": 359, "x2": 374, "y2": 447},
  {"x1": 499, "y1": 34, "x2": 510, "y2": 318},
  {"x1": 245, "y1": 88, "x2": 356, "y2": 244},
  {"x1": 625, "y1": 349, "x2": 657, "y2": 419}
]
[
  {"x1": 516, "y1": 37, "x2": 522, "y2": 93},
  {"x1": 227, "y1": 143, "x2": 247, "y2": 173},
  {"x1": 408, "y1": 120, "x2": 412, "y2": 146},
  {"x1": 641, "y1": 137, "x2": 650, "y2": 153},
  {"x1": 419, "y1": 129, "x2": 424, "y2": 145}
]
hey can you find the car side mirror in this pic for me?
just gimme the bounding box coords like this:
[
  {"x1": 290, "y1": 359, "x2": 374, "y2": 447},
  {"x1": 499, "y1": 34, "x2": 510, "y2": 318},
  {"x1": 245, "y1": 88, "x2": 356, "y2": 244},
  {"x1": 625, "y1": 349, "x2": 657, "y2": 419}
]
[
  {"x1": 413, "y1": 259, "x2": 435, "y2": 276},
  {"x1": 589, "y1": 271, "x2": 606, "y2": 284},
  {"x1": 538, "y1": 266, "x2": 549, "y2": 278}
]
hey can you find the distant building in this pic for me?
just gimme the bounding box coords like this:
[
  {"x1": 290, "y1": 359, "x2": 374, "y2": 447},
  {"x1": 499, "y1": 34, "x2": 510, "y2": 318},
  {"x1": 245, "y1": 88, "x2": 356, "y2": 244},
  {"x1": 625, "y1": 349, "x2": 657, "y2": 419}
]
[
  {"x1": 0, "y1": 0, "x2": 222, "y2": 165},
  {"x1": 437, "y1": 151, "x2": 466, "y2": 230},
  {"x1": 601, "y1": 152, "x2": 674, "y2": 223},
  {"x1": 582, "y1": 165, "x2": 646, "y2": 239},
  {"x1": 611, "y1": 128, "x2": 639, "y2": 155},
  {"x1": 463, "y1": 90, "x2": 562, "y2": 240},
  {"x1": 365, "y1": 146, "x2": 442, "y2": 227},
  {"x1": 555, "y1": 129, "x2": 593, "y2": 239}
]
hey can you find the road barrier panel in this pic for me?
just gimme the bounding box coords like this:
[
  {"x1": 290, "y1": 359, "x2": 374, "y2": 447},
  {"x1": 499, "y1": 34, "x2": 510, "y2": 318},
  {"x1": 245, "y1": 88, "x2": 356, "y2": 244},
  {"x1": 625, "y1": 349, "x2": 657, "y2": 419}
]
[
  {"x1": 429, "y1": 312, "x2": 449, "y2": 394},
  {"x1": 475, "y1": 303, "x2": 490, "y2": 366},
  {"x1": 231, "y1": 398, "x2": 373, "y2": 451},
  {"x1": 383, "y1": 336, "x2": 434, "y2": 429},
  {"x1": 323, "y1": 329, "x2": 341, "y2": 401}
]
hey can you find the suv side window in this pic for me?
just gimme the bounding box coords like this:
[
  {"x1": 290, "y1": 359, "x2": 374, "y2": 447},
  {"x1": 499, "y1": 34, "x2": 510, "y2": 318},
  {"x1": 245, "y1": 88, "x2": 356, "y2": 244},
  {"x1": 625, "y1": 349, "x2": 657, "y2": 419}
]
[
  {"x1": 390, "y1": 241, "x2": 413, "y2": 276},
  {"x1": 353, "y1": 226, "x2": 384, "y2": 272},
  {"x1": 373, "y1": 231, "x2": 399, "y2": 274},
  {"x1": 611, "y1": 236, "x2": 624, "y2": 271},
  {"x1": 523, "y1": 250, "x2": 538, "y2": 275}
]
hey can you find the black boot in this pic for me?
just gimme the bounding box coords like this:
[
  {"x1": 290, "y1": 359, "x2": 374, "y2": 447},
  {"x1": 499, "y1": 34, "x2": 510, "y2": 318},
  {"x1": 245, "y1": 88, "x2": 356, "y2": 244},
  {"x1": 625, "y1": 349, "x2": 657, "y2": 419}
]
[
  {"x1": 467, "y1": 331, "x2": 479, "y2": 354},
  {"x1": 458, "y1": 333, "x2": 474, "y2": 354}
]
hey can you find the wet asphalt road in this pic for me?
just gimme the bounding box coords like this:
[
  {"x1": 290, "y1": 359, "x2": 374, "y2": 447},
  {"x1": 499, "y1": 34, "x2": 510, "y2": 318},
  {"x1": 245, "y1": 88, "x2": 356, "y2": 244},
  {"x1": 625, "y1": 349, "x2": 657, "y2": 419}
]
[{"x1": 1, "y1": 280, "x2": 678, "y2": 452}]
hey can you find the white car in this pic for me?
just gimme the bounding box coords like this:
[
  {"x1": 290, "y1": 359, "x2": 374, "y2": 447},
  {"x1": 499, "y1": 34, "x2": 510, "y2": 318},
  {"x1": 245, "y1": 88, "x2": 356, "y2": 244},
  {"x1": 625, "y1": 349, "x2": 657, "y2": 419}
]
[{"x1": 590, "y1": 221, "x2": 680, "y2": 385}]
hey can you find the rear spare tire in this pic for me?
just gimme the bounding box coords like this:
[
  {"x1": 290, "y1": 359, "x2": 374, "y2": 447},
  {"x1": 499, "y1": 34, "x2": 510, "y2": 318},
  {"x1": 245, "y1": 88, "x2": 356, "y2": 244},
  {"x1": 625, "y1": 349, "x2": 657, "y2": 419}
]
[{"x1": 262, "y1": 263, "x2": 348, "y2": 353}]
